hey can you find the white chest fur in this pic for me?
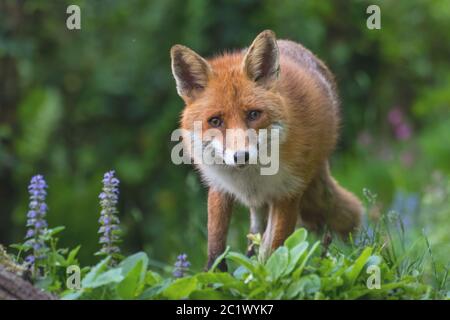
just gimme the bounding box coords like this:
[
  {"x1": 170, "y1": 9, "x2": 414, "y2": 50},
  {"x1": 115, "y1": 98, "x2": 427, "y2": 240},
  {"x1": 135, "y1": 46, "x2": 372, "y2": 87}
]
[{"x1": 198, "y1": 164, "x2": 303, "y2": 207}]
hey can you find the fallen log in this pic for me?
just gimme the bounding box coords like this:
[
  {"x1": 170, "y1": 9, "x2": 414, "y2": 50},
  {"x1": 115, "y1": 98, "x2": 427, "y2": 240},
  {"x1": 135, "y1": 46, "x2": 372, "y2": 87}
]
[
  {"x1": 0, "y1": 266, "x2": 56, "y2": 300},
  {"x1": 0, "y1": 245, "x2": 56, "y2": 300}
]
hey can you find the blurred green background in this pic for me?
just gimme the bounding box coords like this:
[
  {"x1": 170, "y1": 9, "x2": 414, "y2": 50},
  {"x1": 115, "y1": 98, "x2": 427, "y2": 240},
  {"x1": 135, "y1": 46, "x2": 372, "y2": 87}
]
[{"x1": 0, "y1": 0, "x2": 449, "y2": 269}]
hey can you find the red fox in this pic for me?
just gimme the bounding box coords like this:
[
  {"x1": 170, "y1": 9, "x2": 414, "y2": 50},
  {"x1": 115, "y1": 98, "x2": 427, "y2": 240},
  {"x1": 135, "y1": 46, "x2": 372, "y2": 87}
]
[{"x1": 170, "y1": 30, "x2": 363, "y2": 270}]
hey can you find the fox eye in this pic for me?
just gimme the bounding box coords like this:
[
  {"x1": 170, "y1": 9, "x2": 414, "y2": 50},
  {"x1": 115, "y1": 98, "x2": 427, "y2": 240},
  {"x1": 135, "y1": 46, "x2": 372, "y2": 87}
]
[
  {"x1": 208, "y1": 116, "x2": 223, "y2": 128},
  {"x1": 247, "y1": 110, "x2": 261, "y2": 121}
]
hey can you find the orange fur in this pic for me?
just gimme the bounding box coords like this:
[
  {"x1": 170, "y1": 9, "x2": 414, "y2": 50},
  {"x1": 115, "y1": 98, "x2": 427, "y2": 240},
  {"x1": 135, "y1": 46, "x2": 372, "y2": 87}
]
[{"x1": 170, "y1": 30, "x2": 363, "y2": 269}]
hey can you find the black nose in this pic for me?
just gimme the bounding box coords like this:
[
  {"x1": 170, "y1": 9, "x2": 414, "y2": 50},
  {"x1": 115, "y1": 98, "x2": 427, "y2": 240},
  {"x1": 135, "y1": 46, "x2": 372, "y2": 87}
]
[{"x1": 233, "y1": 151, "x2": 250, "y2": 164}]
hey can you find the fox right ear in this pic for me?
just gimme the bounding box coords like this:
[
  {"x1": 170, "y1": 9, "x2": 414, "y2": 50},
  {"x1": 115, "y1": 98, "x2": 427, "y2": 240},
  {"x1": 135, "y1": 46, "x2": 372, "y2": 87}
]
[{"x1": 170, "y1": 45, "x2": 212, "y2": 99}]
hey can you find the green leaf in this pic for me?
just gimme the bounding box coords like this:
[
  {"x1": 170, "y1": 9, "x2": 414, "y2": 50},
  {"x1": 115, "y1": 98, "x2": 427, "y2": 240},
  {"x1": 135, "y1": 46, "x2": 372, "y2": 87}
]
[
  {"x1": 196, "y1": 272, "x2": 236, "y2": 285},
  {"x1": 285, "y1": 228, "x2": 308, "y2": 249},
  {"x1": 145, "y1": 270, "x2": 163, "y2": 286},
  {"x1": 284, "y1": 241, "x2": 308, "y2": 276},
  {"x1": 81, "y1": 257, "x2": 111, "y2": 287},
  {"x1": 344, "y1": 247, "x2": 373, "y2": 286},
  {"x1": 321, "y1": 276, "x2": 344, "y2": 291},
  {"x1": 286, "y1": 274, "x2": 321, "y2": 299},
  {"x1": 66, "y1": 245, "x2": 81, "y2": 266},
  {"x1": 293, "y1": 241, "x2": 320, "y2": 279},
  {"x1": 84, "y1": 268, "x2": 124, "y2": 288},
  {"x1": 10, "y1": 243, "x2": 31, "y2": 252},
  {"x1": 45, "y1": 226, "x2": 66, "y2": 237},
  {"x1": 61, "y1": 291, "x2": 83, "y2": 300},
  {"x1": 227, "y1": 252, "x2": 258, "y2": 275},
  {"x1": 248, "y1": 286, "x2": 269, "y2": 299},
  {"x1": 163, "y1": 277, "x2": 198, "y2": 299},
  {"x1": 265, "y1": 246, "x2": 289, "y2": 281},
  {"x1": 196, "y1": 272, "x2": 246, "y2": 292},
  {"x1": 209, "y1": 246, "x2": 230, "y2": 272},
  {"x1": 139, "y1": 279, "x2": 171, "y2": 300},
  {"x1": 116, "y1": 252, "x2": 149, "y2": 299}
]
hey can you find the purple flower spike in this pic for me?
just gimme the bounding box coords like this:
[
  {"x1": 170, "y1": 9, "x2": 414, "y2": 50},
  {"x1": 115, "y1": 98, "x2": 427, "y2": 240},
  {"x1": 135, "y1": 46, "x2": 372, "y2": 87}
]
[
  {"x1": 24, "y1": 174, "x2": 49, "y2": 266},
  {"x1": 173, "y1": 253, "x2": 191, "y2": 278},
  {"x1": 97, "y1": 170, "x2": 121, "y2": 263}
]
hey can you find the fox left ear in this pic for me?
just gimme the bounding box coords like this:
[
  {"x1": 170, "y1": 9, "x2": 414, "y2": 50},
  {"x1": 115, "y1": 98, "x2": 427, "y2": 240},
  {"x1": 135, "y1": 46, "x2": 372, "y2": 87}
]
[{"x1": 243, "y1": 30, "x2": 280, "y2": 87}]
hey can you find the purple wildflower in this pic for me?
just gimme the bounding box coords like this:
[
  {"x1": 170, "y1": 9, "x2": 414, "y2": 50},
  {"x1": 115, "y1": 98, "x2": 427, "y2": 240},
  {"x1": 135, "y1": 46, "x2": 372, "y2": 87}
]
[
  {"x1": 388, "y1": 107, "x2": 403, "y2": 126},
  {"x1": 387, "y1": 107, "x2": 413, "y2": 141},
  {"x1": 24, "y1": 175, "x2": 48, "y2": 265},
  {"x1": 395, "y1": 123, "x2": 412, "y2": 140},
  {"x1": 97, "y1": 170, "x2": 121, "y2": 263},
  {"x1": 173, "y1": 253, "x2": 191, "y2": 278}
]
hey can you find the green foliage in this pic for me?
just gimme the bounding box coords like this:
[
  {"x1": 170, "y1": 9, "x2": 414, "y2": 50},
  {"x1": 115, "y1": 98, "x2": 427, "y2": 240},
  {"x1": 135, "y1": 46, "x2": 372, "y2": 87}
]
[
  {"x1": 11, "y1": 226, "x2": 83, "y2": 292},
  {"x1": 55, "y1": 228, "x2": 446, "y2": 300}
]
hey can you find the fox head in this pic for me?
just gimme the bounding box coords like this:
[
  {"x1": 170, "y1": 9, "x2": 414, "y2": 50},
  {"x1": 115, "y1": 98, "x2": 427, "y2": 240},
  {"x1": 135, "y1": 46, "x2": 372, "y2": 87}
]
[{"x1": 170, "y1": 30, "x2": 285, "y2": 168}]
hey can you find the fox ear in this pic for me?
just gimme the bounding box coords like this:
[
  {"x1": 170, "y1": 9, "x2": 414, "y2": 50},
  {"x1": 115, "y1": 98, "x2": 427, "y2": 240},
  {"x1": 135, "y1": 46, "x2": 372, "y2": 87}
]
[
  {"x1": 170, "y1": 45, "x2": 212, "y2": 99},
  {"x1": 243, "y1": 30, "x2": 280, "y2": 86}
]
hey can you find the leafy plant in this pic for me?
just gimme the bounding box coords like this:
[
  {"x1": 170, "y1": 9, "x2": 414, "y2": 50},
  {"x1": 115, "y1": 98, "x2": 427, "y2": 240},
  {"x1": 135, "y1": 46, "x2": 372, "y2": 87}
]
[{"x1": 60, "y1": 228, "x2": 445, "y2": 300}]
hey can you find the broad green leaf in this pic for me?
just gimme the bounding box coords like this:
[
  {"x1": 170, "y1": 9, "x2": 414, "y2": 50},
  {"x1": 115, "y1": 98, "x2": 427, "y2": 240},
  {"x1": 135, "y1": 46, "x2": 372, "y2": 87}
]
[
  {"x1": 84, "y1": 268, "x2": 124, "y2": 288},
  {"x1": 145, "y1": 270, "x2": 163, "y2": 286},
  {"x1": 163, "y1": 277, "x2": 198, "y2": 299},
  {"x1": 139, "y1": 279, "x2": 171, "y2": 300},
  {"x1": 227, "y1": 252, "x2": 258, "y2": 275},
  {"x1": 285, "y1": 228, "x2": 308, "y2": 249},
  {"x1": 286, "y1": 274, "x2": 321, "y2": 299},
  {"x1": 284, "y1": 241, "x2": 308, "y2": 276},
  {"x1": 196, "y1": 272, "x2": 246, "y2": 292},
  {"x1": 119, "y1": 252, "x2": 149, "y2": 278},
  {"x1": 81, "y1": 257, "x2": 111, "y2": 287},
  {"x1": 265, "y1": 246, "x2": 289, "y2": 280},
  {"x1": 116, "y1": 252, "x2": 149, "y2": 299},
  {"x1": 293, "y1": 241, "x2": 320, "y2": 279},
  {"x1": 248, "y1": 286, "x2": 269, "y2": 299},
  {"x1": 116, "y1": 260, "x2": 144, "y2": 299},
  {"x1": 196, "y1": 272, "x2": 236, "y2": 285}
]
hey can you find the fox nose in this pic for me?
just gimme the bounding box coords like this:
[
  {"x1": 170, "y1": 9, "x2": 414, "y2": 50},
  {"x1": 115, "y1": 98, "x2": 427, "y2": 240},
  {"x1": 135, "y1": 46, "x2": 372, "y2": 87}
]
[{"x1": 233, "y1": 151, "x2": 250, "y2": 165}]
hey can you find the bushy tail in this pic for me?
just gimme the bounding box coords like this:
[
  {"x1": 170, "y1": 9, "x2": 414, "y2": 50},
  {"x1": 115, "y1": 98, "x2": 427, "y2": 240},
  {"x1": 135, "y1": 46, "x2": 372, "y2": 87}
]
[
  {"x1": 299, "y1": 162, "x2": 363, "y2": 238},
  {"x1": 327, "y1": 177, "x2": 363, "y2": 237}
]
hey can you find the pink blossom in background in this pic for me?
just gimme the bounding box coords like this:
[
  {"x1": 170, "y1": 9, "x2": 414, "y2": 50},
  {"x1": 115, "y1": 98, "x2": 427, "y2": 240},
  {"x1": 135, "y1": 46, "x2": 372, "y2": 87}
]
[
  {"x1": 395, "y1": 123, "x2": 412, "y2": 140},
  {"x1": 387, "y1": 107, "x2": 413, "y2": 141},
  {"x1": 388, "y1": 107, "x2": 403, "y2": 126}
]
